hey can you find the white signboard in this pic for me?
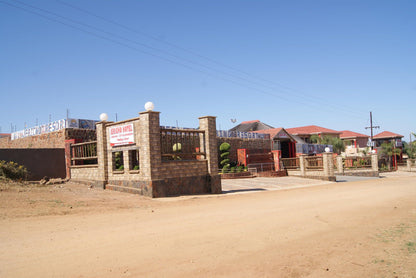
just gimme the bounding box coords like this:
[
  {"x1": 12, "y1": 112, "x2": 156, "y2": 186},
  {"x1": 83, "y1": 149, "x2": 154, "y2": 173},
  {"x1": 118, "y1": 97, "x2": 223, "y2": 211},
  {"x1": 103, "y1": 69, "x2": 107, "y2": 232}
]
[{"x1": 109, "y1": 123, "x2": 135, "y2": 147}]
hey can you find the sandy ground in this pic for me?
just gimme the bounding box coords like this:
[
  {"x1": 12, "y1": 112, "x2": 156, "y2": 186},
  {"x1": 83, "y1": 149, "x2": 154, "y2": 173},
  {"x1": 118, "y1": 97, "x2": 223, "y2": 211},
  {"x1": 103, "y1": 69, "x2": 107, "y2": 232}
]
[{"x1": 0, "y1": 173, "x2": 415, "y2": 278}]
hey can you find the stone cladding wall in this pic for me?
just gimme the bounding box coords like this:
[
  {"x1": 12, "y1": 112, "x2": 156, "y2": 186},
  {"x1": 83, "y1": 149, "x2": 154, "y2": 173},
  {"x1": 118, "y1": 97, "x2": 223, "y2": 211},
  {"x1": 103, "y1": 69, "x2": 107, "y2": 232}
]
[
  {"x1": 71, "y1": 113, "x2": 221, "y2": 197},
  {"x1": 70, "y1": 165, "x2": 100, "y2": 182}
]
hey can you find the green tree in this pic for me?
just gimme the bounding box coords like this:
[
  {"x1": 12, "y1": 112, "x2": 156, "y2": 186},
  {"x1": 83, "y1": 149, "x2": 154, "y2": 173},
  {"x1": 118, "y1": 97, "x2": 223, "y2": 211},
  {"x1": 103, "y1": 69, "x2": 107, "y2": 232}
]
[
  {"x1": 379, "y1": 142, "x2": 402, "y2": 170},
  {"x1": 319, "y1": 135, "x2": 345, "y2": 155},
  {"x1": 309, "y1": 134, "x2": 321, "y2": 144},
  {"x1": 403, "y1": 134, "x2": 416, "y2": 159}
]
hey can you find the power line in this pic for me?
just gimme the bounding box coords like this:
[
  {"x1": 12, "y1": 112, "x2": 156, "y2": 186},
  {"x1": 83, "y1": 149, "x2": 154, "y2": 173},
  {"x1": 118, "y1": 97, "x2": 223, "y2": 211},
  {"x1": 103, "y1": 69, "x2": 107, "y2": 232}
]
[
  {"x1": 2, "y1": 0, "x2": 368, "y2": 120},
  {"x1": 55, "y1": 0, "x2": 369, "y2": 117}
]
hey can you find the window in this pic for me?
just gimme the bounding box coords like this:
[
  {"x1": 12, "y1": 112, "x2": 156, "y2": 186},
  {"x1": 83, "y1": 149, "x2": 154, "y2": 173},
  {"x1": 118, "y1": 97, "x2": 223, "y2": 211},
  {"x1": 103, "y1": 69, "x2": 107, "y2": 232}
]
[
  {"x1": 113, "y1": 151, "x2": 124, "y2": 171},
  {"x1": 129, "y1": 149, "x2": 140, "y2": 171}
]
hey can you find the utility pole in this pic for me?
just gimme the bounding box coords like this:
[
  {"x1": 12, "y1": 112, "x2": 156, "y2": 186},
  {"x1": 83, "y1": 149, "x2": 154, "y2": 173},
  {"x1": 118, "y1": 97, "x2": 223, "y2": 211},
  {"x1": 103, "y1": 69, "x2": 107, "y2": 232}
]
[{"x1": 365, "y1": 111, "x2": 380, "y2": 150}]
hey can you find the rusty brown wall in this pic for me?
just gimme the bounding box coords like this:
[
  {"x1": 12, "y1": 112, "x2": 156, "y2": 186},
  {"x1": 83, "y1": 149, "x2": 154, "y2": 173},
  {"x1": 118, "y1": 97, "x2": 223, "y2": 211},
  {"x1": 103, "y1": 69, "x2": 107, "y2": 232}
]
[{"x1": 0, "y1": 149, "x2": 66, "y2": 180}]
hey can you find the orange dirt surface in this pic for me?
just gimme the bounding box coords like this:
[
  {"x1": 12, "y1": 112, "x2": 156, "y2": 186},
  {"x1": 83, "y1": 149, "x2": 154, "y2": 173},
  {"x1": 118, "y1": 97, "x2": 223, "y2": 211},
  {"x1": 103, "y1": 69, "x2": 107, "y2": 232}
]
[{"x1": 0, "y1": 174, "x2": 416, "y2": 278}]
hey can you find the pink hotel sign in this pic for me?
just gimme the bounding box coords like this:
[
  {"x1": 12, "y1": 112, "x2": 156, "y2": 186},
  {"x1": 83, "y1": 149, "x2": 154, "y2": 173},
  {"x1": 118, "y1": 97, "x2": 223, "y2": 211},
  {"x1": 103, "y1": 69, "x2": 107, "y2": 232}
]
[{"x1": 109, "y1": 123, "x2": 135, "y2": 147}]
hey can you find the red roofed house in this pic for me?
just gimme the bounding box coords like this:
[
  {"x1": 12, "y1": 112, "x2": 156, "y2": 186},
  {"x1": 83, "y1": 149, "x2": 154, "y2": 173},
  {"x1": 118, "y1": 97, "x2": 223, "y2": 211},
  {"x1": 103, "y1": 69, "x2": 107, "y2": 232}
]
[
  {"x1": 373, "y1": 131, "x2": 404, "y2": 148},
  {"x1": 229, "y1": 120, "x2": 274, "y2": 132},
  {"x1": 285, "y1": 125, "x2": 341, "y2": 143},
  {"x1": 255, "y1": 128, "x2": 297, "y2": 158},
  {"x1": 373, "y1": 131, "x2": 404, "y2": 167},
  {"x1": 339, "y1": 130, "x2": 369, "y2": 148}
]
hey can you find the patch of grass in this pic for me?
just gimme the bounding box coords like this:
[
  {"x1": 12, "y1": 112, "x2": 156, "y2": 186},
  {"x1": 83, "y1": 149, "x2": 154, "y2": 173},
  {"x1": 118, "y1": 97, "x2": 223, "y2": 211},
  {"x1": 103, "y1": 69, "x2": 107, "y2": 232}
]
[
  {"x1": 375, "y1": 223, "x2": 410, "y2": 243},
  {"x1": 406, "y1": 241, "x2": 416, "y2": 253}
]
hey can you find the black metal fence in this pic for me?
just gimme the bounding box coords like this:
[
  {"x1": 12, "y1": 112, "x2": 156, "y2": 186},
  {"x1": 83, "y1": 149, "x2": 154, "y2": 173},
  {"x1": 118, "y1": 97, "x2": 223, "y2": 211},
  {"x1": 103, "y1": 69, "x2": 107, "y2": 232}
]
[{"x1": 160, "y1": 128, "x2": 206, "y2": 161}]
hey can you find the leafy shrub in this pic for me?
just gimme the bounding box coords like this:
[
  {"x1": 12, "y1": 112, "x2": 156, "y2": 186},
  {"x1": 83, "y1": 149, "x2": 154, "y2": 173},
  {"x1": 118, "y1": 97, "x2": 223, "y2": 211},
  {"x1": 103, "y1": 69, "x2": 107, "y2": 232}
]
[
  {"x1": 220, "y1": 152, "x2": 230, "y2": 158},
  {"x1": 222, "y1": 164, "x2": 230, "y2": 174},
  {"x1": 219, "y1": 142, "x2": 231, "y2": 152},
  {"x1": 219, "y1": 142, "x2": 232, "y2": 172},
  {"x1": 0, "y1": 160, "x2": 28, "y2": 180},
  {"x1": 133, "y1": 165, "x2": 140, "y2": 170},
  {"x1": 236, "y1": 165, "x2": 244, "y2": 173}
]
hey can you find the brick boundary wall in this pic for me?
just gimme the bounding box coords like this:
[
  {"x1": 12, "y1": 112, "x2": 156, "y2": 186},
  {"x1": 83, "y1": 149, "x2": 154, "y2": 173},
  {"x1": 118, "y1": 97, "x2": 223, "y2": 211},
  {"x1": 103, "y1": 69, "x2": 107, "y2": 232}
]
[
  {"x1": 217, "y1": 137, "x2": 272, "y2": 163},
  {"x1": 0, "y1": 128, "x2": 96, "y2": 149},
  {"x1": 70, "y1": 113, "x2": 221, "y2": 198}
]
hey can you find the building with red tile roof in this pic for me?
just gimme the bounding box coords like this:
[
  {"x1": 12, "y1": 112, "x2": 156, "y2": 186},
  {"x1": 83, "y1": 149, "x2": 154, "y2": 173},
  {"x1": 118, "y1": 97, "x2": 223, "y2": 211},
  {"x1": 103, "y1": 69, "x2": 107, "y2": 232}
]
[
  {"x1": 373, "y1": 131, "x2": 404, "y2": 147},
  {"x1": 254, "y1": 128, "x2": 297, "y2": 158},
  {"x1": 229, "y1": 120, "x2": 274, "y2": 133},
  {"x1": 339, "y1": 130, "x2": 369, "y2": 148},
  {"x1": 285, "y1": 125, "x2": 341, "y2": 143}
]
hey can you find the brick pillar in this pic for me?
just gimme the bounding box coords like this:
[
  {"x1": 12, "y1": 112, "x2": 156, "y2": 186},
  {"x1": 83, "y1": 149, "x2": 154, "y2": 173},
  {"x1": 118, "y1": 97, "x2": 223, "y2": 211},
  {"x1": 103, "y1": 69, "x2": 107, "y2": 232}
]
[
  {"x1": 323, "y1": 152, "x2": 335, "y2": 180},
  {"x1": 299, "y1": 155, "x2": 306, "y2": 176},
  {"x1": 96, "y1": 121, "x2": 112, "y2": 188},
  {"x1": 139, "y1": 111, "x2": 161, "y2": 197},
  {"x1": 271, "y1": 150, "x2": 281, "y2": 171},
  {"x1": 407, "y1": 159, "x2": 412, "y2": 172},
  {"x1": 237, "y1": 149, "x2": 248, "y2": 166},
  {"x1": 64, "y1": 139, "x2": 76, "y2": 179},
  {"x1": 336, "y1": 156, "x2": 344, "y2": 174},
  {"x1": 371, "y1": 153, "x2": 379, "y2": 172},
  {"x1": 199, "y1": 116, "x2": 221, "y2": 194}
]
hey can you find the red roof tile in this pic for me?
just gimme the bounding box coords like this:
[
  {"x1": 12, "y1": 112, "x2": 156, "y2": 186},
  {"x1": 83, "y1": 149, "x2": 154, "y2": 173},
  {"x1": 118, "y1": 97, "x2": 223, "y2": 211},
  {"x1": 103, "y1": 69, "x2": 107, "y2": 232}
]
[
  {"x1": 339, "y1": 130, "x2": 369, "y2": 139},
  {"x1": 373, "y1": 131, "x2": 404, "y2": 139},
  {"x1": 254, "y1": 128, "x2": 295, "y2": 141},
  {"x1": 240, "y1": 120, "x2": 260, "y2": 124},
  {"x1": 286, "y1": 125, "x2": 341, "y2": 135},
  {"x1": 254, "y1": 128, "x2": 283, "y2": 138}
]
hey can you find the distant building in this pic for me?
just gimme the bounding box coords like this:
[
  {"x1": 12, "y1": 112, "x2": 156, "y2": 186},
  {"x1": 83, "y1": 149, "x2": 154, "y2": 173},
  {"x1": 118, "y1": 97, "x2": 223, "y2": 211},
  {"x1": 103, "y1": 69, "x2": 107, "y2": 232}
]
[
  {"x1": 373, "y1": 131, "x2": 404, "y2": 148},
  {"x1": 339, "y1": 130, "x2": 369, "y2": 148},
  {"x1": 229, "y1": 120, "x2": 274, "y2": 132},
  {"x1": 285, "y1": 125, "x2": 341, "y2": 143},
  {"x1": 0, "y1": 133, "x2": 10, "y2": 139},
  {"x1": 254, "y1": 128, "x2": 297, "y2": 158}
]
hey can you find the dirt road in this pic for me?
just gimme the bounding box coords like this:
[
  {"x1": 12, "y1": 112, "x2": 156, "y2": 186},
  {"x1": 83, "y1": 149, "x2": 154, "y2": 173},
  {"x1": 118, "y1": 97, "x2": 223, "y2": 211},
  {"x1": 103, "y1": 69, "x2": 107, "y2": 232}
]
[{"x1": 1, "y1": 174, "x2": 415, "y2": 277}]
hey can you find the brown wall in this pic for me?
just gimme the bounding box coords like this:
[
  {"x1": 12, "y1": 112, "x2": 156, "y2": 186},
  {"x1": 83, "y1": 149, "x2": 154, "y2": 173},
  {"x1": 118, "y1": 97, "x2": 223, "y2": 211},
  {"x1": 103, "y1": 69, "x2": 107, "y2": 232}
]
[
  {"x1": 0, "y1": 128, "x2": 96, "y2": 149},
  {"x1": 217, "y1": 137, "x2": 272, "y2": 162},
  {"x1": 0, "y1": 149, "x2": 66, "y2": 180}
]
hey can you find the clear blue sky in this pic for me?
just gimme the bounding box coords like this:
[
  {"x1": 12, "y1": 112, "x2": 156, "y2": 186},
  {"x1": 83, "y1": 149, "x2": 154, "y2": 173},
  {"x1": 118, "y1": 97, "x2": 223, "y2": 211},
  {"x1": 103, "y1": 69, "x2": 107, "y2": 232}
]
[{"x1": 1, "y1": 0, "x2": 415, "y2": 140}]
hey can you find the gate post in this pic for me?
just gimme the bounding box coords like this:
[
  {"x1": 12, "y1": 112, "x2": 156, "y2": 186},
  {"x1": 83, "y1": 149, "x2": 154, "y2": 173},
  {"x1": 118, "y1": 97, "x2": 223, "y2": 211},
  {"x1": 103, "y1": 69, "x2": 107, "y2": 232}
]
[
  {"x1": 299, "y1": 155, "x2": 306, "y2": 176},
  {"x1": 371, "y1": 153, "x2": 378, "y2": 172},
  {"x1": 323, "y1": 152, "x2": 335, "y2": 181},
  {"x1": 199, "y1": 116, "x2": 221, "y2": 194},
  {"x1": 336, "y1": 156, "x2": 344, "y2": 174},
  {"x1": 272, "y1": 150, "x2": 281, "y2": 171},
  {"x1": 96, "y1": 120, "x2": 112, "y2": 188}
]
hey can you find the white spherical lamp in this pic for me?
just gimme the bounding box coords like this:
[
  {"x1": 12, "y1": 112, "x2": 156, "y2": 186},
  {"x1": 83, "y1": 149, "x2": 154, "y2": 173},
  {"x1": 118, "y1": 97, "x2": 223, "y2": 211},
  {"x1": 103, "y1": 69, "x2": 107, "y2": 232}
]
[
  {"x1": 325, "y1": 147, "x2": 330, "y2": 153},
  {"x1": 99, "y1": 113, "x2": 108, "y2": 122},
  {"x1": 144, "y1": 101, "x2": 154, "y2": 111}
]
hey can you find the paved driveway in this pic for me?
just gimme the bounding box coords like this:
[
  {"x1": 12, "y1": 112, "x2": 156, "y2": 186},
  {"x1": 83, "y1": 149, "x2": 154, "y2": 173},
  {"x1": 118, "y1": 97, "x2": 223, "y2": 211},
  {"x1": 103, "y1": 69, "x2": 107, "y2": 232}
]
[{"x1": 221, "y1": 176, "x2": 333, "y2": 194}]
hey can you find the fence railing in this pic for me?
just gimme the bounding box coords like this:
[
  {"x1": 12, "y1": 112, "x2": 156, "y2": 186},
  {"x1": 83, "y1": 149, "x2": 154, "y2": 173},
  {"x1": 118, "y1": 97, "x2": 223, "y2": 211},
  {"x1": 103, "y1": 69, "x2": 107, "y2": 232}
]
[
  {"x1": 160, "y1": 128, "x2": 206, "y2": 161},
  {"x1": 70, "y1": 141, "x2": 98, "y2": 165},
  {"x1": 343, "y1": 156, "x2": 372, "y2": 169},
  {"x1": 281, "y1": 157, "x2": 299, "y2": 170},
  {"x1": 305, "y1": 156, "x2": 323, "y2": 170},
  {"x1": 247, "y1": 162, "x2": 275, "y2": 172}
]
